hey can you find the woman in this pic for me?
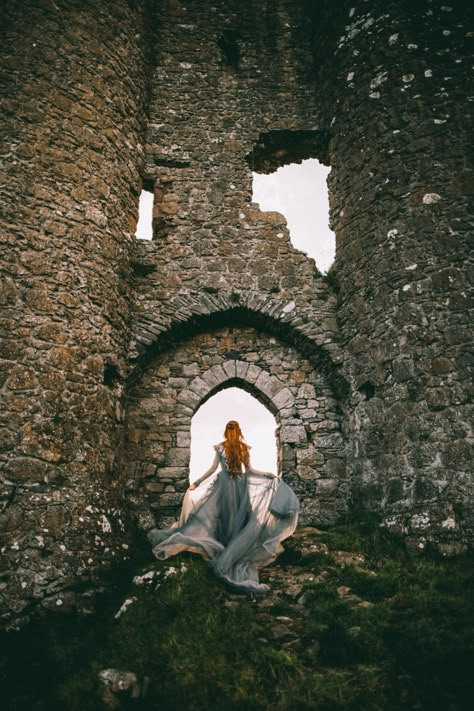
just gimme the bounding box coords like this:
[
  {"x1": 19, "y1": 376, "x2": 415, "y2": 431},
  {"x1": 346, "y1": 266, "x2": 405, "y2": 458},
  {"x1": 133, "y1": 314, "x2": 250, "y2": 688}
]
[{"x1": 148, "y1": 421, "x2": 300, "y2": 593}]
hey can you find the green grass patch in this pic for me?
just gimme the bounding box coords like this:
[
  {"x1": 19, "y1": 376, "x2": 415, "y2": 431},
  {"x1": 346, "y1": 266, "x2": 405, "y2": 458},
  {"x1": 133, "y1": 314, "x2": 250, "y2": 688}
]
[
  {"x1": 299, "y1": 522, "x2": 474, "y2": 710},
  {"x1": 1, "y1": 521, "x2": 472, "y2": 711},
  {"x1": 314, "y1": 515, "x2": 406, "y2": 563}
]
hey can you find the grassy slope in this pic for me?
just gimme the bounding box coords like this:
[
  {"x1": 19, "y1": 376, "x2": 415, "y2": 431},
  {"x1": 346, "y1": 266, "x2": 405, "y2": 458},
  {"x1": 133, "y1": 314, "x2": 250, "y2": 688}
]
[{"x1": 1, "y1": 519, "x2": 473, "y2": 711}]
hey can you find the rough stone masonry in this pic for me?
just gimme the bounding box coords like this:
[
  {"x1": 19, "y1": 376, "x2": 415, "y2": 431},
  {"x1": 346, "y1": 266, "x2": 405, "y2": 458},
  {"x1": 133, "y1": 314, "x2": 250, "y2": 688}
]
[{"x1": 0, "y1": 0, "x2": 472, "y2": 627}]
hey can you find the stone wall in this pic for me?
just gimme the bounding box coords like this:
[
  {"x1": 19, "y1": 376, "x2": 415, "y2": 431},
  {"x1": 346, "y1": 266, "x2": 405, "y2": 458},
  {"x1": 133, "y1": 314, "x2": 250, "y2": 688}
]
[
  {"x1": 125, "y1": 327, "x2": 346, "y2": 529},
  {"x1": 0, "y1": 0, "x2": 152, "y2": 625},
  {"x1": 308, "y1": 0, "x2": 473, "y2": 547},
  {"x1": 131, "y1": 0, "x2": 473, "y2": 552},
  {"x1": 130, "y1": 0, "x2": 340, "y2": 368}
]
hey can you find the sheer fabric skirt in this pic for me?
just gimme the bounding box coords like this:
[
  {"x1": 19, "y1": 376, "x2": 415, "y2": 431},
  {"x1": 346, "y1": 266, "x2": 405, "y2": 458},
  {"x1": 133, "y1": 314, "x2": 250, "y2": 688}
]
[{"x1": 147, "y1": 471, "x2": 298, "y2": 593}]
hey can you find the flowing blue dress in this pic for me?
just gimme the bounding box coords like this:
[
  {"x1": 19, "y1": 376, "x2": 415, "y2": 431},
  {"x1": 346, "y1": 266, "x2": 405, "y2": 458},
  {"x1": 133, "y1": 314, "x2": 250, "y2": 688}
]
[{"x1": 147, "y1": 444, "x2": 299, "y2": 593}]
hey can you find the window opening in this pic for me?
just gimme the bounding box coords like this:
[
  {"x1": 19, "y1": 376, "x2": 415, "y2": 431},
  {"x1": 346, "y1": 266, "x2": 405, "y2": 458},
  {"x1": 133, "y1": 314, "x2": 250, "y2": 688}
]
[
  {"x1": 218, "y1": 29, "x2": 241, "y2": 68},
  {"x1": 189, "y1": 387, "x2": 277, "y2": 482},
  {"x1": 103, "y1": 362, "x2": 120, "y2": 386},
  {"x1": 135, "y1": 181, "x2": 154, "y2": 240},
  {"x1": 252, "y1": 158, "x2": 335, "y2": 272}
]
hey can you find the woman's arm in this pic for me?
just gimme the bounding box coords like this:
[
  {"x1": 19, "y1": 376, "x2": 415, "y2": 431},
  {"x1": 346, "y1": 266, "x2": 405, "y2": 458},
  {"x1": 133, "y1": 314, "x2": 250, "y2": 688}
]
[
  {"x1": 189, "y1": 452, "x2": 219, "y2": 489},
  {"x1": 246, "y1": 453, "x2": 277, "y2": 479}
]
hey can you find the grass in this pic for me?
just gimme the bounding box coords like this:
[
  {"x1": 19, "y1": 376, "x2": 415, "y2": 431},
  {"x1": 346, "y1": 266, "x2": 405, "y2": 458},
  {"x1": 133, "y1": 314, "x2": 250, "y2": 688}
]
[{"x1": 0, "y1": 520, "x2": 472, "y2": 710}]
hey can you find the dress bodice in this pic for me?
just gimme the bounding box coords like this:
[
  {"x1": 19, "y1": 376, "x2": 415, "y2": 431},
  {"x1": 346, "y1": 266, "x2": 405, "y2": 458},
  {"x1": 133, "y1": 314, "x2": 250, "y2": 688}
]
[{"x1": 214, "y1": 442, "x2": 249, "y2": 477}]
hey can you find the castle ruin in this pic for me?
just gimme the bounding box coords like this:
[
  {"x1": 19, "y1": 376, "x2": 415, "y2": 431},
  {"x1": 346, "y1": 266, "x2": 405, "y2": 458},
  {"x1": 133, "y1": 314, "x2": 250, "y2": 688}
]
[{"x1": 0, "y1": 0, "x2": 472, "y2": 626}]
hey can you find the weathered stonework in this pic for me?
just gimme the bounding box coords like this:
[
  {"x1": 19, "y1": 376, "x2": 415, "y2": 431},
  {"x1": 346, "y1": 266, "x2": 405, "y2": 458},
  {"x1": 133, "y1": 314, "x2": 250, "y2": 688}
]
[
  {"x1": 0, "y1": 0, "x2": 472, "y2": 626},
  {"x1": 310, "y1": 0, "x2": 473, "y2": 546},
  {"x1": 0, "y1": 0, "x2": 153, "y2": 625},
  {"x1": 125, "y1": 327, "x2": 346, "y2": 529}
]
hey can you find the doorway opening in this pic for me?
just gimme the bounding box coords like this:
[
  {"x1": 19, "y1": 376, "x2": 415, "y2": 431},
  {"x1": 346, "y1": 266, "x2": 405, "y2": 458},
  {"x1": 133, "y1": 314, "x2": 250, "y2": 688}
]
[{"x1": 190, "y1": 387, "x2": 278, "y2": 483}]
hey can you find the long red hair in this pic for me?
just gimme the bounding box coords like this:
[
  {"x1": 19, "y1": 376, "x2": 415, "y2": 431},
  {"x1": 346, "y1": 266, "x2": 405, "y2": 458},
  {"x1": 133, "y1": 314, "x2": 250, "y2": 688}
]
[{"x1": 223, "y1": 421, "x2": 249, "y2": 476}]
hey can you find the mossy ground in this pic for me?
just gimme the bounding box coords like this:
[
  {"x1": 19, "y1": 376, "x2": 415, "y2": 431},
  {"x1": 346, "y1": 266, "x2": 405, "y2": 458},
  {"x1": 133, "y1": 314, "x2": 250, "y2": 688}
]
[{"x1": 1, "y1": 519, "x2": 472, "y2": 710}]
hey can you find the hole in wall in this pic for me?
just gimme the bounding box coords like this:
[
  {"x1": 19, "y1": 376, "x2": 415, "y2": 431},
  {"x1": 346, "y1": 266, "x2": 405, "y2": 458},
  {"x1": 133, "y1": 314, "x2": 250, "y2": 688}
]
[
  {"x1": 103, "y1": 363, "x2": 121, "y2": 386},
  {"x1": 135, "y1": 180, "x2": 154, "y2": 240},
  {"x1": 358, "y1": 381, "x2": 376, "y2": 400},
  {"x1": 218, "y1": 29, "x2": 241, "y2": 68},
  {"x1": 189, "y1": 387, "x2": 277, "y2": 483},
  {"x1": 247, "y1": 130, "x2": 334, "y2": 273},
  {"x1": 246, "y1": 130, "x2": 328, "y2": 172},
  {"x1": 252, "y1": 158, "x2": 335, "y2": 272}
]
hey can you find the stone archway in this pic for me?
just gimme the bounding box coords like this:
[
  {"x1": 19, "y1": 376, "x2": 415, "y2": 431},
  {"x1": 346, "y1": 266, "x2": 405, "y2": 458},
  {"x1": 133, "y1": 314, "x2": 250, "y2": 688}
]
[{"x1": 125, "y1": 327, "x2": 347, "y2": 529}]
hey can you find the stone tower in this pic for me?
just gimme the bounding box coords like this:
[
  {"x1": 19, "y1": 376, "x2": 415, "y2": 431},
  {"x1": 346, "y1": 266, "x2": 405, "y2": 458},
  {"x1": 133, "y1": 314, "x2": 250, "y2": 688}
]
[{"x1": 0, "y1": 0, "x2": 472, "y2": 626}]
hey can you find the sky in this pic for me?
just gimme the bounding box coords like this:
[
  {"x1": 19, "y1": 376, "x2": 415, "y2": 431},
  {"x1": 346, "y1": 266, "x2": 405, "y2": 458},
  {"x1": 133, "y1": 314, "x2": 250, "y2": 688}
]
[
  {"x1": 252, "y1": 158, "x2": 335, "y2": 273},
  {"x1": 135, "y1": 190, "x2": 154, "y2": 240},
  {"x1": 136, "y1": 160, "x2": 335, "y2": 477},
  {"x1": 189, "y1": 388, "x2": 277, "y2": 481}
]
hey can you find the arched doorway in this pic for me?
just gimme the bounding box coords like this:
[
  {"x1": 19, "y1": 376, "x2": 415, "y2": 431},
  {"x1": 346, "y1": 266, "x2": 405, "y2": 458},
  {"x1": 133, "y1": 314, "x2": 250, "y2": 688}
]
[
  {"x1": 125, "y1": 326, "x2": 346, "y2": 529},
  {"x1": 190, "y1": 386, "x2": 278, "y2": 483}
]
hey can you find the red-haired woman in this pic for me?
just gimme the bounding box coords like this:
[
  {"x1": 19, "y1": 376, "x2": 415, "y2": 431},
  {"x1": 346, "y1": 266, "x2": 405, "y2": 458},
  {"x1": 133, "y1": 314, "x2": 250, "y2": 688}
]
[{"x1": 148, "y1": 421, "x2": 299, "y2": 593}]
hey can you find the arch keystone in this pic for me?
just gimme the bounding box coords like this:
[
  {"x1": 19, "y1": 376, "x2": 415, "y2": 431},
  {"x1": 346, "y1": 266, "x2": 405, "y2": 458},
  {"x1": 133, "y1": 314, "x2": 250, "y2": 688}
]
[
  {"x1": 235, "y1": 361, "x2": 249, "y2": 379},
  {"x1": 223, "y1": 360, "x2": 237, "y2": 378}
]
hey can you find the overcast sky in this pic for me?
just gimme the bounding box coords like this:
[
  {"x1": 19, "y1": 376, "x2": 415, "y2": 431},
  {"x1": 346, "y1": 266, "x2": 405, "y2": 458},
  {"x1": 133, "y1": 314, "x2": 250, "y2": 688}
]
[
  {"x1": 189, "y1": 387, "x2": 277, "y2": 481},
  {"x1": 136, "y1": 160, "x2": 335, "y2": 477},
  {"x1": 252, "y1": 158, "x2": 335, "y2": 273}
]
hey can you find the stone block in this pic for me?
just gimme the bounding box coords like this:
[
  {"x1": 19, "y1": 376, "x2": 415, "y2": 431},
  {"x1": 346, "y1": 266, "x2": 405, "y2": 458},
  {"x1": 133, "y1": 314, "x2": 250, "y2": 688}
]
[
  {"x1": 189, "y1": 377, "x2": 210, "y2": 398},
  {"x1": 296, "y1": 448, "x2": 325, "y2": 467},
  {"x1": 392, "y1": 358, "x2": 416, "y2": 382},
  {"x1": 183, "y1": 363, "x2": 200, "y2": 377},
  {"x1": 316, "y1": 479, "x2": 339, "y2": 495},
  {"x1": 299, "y1": 408, "x2": 317, "y2": 419},
  {"x1": 430, "y1": 357, "x2": 455, "y2": 374},
  {"x1": 156, "y1": 467, "x2": 183, "y2": 479},
  {"x1": 166, "y1": 448, "x2": 190, "y2": 466},
  {"x1": 6, "y1": 366, "x2": 38, "y2": 391},
  {"x1": 298, "y1": 466, "x2": 320, "y2": 481},
  {"x1": 156, "y1": 493, "x2": 184, "y2": 508},
  {"x1": 426, "y1": 387, "x2": 452, "y2": 409},
  {"x1": 272, "y1": 388, "x2": 294, "y2": 409},
  {"x1": 315, "y1": 434, "x2": 343, "y2": 449},
  {"x1": 324, "y1": 458, "x2": 347, "y2": 478},
  {"x1": 4, "y1": 457, "x2": 53, "y2": 483},
  {"x1": 202, "y1": 365, "x2": 227, "y2": 388},
  {"x1": 176, "y1": 431, "x2": 191, "y2": 448},
  {"x1": 144, "y1": 482, "x2": 165, "y2": 493},
  {"x1": 297, "y1": 383, "x2": 316, "y2": 400},
  {"x1": 141, "y1": 441, "x2": 165, "y2": 460},
  {"x1": 280, "y1": 425, "x2": 307, "y2": 444},
  {"x1": 176, "y1": 389, "x2": 200, "y2": 408},
  {"x1": 235, "y1": 361, "x2": 249, "y2": 379},
  {"x1": 246, "y1": 364, "x2": 262, "y2": 384},
  {"x1": 223, "y1": 360, "x2": 237, "y2": 378},
  {"x1": 255, "y1": 371, "x2": 285, "y2": 398},
  {"x1": 175, "y1": 403, "x2": 193, "y2": 417}
]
